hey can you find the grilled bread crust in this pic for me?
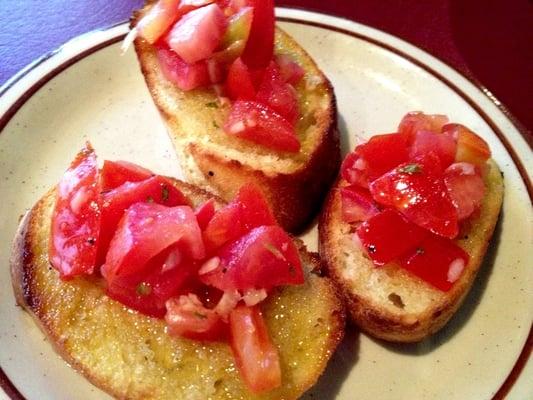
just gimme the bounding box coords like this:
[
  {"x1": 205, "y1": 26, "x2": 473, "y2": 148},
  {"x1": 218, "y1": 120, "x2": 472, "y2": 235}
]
[
  {"x1": 319, "y1": 160, "x2": 503, "y2": 342},
  {"x1": 132, "y1": 1, "x2": 340, "y2": 233},
  {"x1": 11, "y1": 179, "x2": 345, "y2": 400}
]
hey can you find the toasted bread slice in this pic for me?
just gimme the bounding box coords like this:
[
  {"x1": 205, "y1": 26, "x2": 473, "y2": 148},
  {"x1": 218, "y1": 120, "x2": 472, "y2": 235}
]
[
  {"x1": 132, "y1": 1, "x2": 340, "y2": 233},
  {"x1": 319, "y1": 160, "x2": 503, "y2": 342},
  {"x1": 11, "y1": 178, "x2": 345, "y2": 399}
]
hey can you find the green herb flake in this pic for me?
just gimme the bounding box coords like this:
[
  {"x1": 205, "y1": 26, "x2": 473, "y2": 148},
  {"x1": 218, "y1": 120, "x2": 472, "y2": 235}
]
[
  {"x1": 136, "y1": 282, "x2": 152, "y2": 296},
  {"x1": 264, "y1": 243, "x2": 286, "y2": 261},
  {"x1": 398, "y1": 163, "x2": 422, "y2": 175},
  {"x1": 146, "y1": 196, "x2": 154, "y2": 203},
  {"x1": 161, "y1": 185, "x2": 170, "y2": 201},
  {"x1": 205, "y1": 101, "x2": 219, "y2": 108}
]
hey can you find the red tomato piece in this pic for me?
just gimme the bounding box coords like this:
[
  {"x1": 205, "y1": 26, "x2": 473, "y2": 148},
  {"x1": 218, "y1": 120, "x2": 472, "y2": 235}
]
[
  {"x1": 340, "y1": 151, "x2": 369, "y2": 188},
  {"x1": 224, "y1": 100, "x2": 300, "y2": 152},
  {"x1": 442, "y1": 123, "x2": 491, "y2": 166},
  {"x1": 409, "y1": 130, "x2": 457, "y2": 169},
  {"x1": 340, "y1": 185, "x2": 380, "y2": 223},
  {"x1": 166, "y1": 3, "x2": 227, "y2": 64},
  {"x1": 200, "y1": 225, "x2": 304, "y2": 291},
  {"x1": 369, "y1": 154, "x2": 459, "y2": 238},
  {"x1": 195, "y1": 198, "x2": 216, "y2": 230},
  {"x1": 275, "y1": 54, "x2": 305, "y2": 85},
  {"x1": 101, "y1": 160, "x2": 153, "y2": 191},
  {"x1": 398, "y1": 111, "x2": 449, "y2": 142},
  {"x1": 229, "y1": 305, "x2": 281, "y2": 393},
  {"x1": 156, "y1": 42, "x2": 210, "y2": 91},
  {"x1": 356, "y1": 133, "x2": 410, "y2": 181},
  {"x1": 49, "y1": 144, "x2": 102, "y2": 279},
  {"x1": 102, "y1": 203, "x2": 205, "y2": 284},
  {"x1": 256, "y1": 62, "x2": 299, "y2": 124},
  {"x1": 399, "y1": 234, "x2": 469, "y2": 291},
  {"x1": 225, "y1": 57, "x2": 256, "y2": 100},
  {"x1": 240, "y1": 0, "x2": 275, "y2": 69},
  {"x1": 356, "y1": 209, "x2": 429, "y2": 266},
  {"x1": 166, "y1": 294, "x2": 228, "y2": 341},
  {"x1": 97, "y1": 176, "x2": 190, "y2": 266},
  {"x1": 107, "y1": 245, "x2": 194, "y2": 318},
  {"x1": 137, "y1": 0, "x2": 181, "y2": 44},
  {"x1": 178, "y1": 0, "x2": 215, "y2": 14},
  {"x1": 444, "y1": 162, "x2": 485, "y2": 220},
  {"x1": 203, "y1": 183, "x2": 276, "y2": 251}
]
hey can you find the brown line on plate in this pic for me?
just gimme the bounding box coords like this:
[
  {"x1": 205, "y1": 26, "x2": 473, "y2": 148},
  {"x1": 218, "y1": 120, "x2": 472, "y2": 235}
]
[{"x1": 0, "y1": 16, "x2": 531, "y2": 400}]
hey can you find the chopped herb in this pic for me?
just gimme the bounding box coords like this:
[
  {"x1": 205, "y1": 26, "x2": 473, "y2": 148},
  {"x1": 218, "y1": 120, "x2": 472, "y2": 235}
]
[
  {"x1": 205, "y1": 101, "x2": 218, "y2": 108},
  {"x1": 398, "y1": 163, "x2": 422, "y2": 175},
  {"x1": 146, "y1": 196, "x2": 154, "y2": 203},
  {"x1": 161, "y1": 185, "x2": 169, "y2": 201},
  {"x1": 194, "y1": 312, "x2": 208, "y2": 320},
  {"x1": 212, "y1": 121, "x2": 219, "y2": 128},
  {"x1": 416, "y1": 247, "x2": 425, "y2": 255},
  {"x1": 264, "y1": 243, "x2": 286, "y2": 260},
  {"x1": 87, "y1": 237, "x2": 96, "y2": 246},
  {"x1": 136, "y1": 282, "x2": 152, "y2": 296}
]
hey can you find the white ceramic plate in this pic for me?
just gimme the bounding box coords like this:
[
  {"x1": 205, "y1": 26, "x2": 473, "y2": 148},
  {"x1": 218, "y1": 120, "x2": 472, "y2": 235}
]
[{"x1": 0, "y1": 9, "x2": 531, "y2": 400}]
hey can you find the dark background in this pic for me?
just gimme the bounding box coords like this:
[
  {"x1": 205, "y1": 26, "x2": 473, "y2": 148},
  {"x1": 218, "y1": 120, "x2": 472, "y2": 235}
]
[{"x1": 0, "y1": 0, "x2": 531, "y2": 140}]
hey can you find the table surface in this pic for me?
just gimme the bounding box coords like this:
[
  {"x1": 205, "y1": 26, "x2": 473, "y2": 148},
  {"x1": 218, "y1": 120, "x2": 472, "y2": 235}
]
[{"x1": 0, "y1": 0, "x2": 532, "y2": 142}]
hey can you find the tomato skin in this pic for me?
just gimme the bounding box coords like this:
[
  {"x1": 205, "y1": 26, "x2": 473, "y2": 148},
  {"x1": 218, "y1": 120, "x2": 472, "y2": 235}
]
[
  {"x1": 101, "y1": 160, "x2": 153, "y2": 191},
  {"x1": 356, "y1": 209, "x2": 429, "y2": 265},
  {"x1": 229, "y1": 305, "x2": 281, "y2": 393},
  {"x1": 240, "y1": 0, "x2": 275, "y2": 69},
  {"x1": 341, "y1": 151, "x2": 369, "y2": 188},
  {"x1": 444, "y1": 162, "x2": 485, "y2": 220},
  {"x1": 442, "y1": 123, "x2": 491, "y2": 166},
  {"x1": 200, "y1": 225, "x2": 303, "y2": 291},
  {"x1": 97, "y1": 176, "x2": 189, "y2": 266},
  {"x1": 399, "y1": 234, "x2": 469, "y2": 291},
  {"x1": 224, "y1": 100, "x2": 300, "y2": 152},
  {"x1": 225, "y1": 57, "x2": 256, "y2": 100},
  {"x1": 195, "y1": 198, "x2": 216, "y2": 230},
  {"x1": 356, "y1": 133, "x2": 410, "y2": 181},
  {"x1": 102, "y1": 203, "x2": 205, "y2": 284},
  {"x1": 398, "y1": 111, "x2": 449, "y2": 142},
  {"x1": 49, "y1": 144, "x2": 102, "y2": 279},
  {"x1": 369, "y1": 154, "x2": 459, "y2": 239},
  {"x1": 137, "y1": 0, "x2": 181, "y2": 44},
  {"x1": 340, "y1": 185, "x2": 379, "y2": 223},
  {"x1": 409, "y1": 130, "x2": 457, "y2": 169}
]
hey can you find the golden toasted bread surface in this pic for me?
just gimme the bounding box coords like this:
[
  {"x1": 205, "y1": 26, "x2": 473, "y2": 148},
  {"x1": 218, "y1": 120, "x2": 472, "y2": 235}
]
[
  {"x1": 132, "y1": 2, "x2": 340, "y2": 232},
  {"x1": 319, "y1": 160, "x2": 503, "y2": 342},
  {"x1": 11, "y1": 179, "x2": 345, "y2": 399}
]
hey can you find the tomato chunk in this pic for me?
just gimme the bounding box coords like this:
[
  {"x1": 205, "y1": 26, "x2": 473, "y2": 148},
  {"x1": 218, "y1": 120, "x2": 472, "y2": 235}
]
[
  {"x1": 341, "y1": 151, "x2": 369, "y2": 188},
  {"x1": 102, "y1": 203, "x2": 205, "y2": 284},
  {"x1": 224, "y1": 100, "x2": 300, "y2": 152},
  {"x1": 156, "y1": 42, "x2": 209, "y2": 91},
  {"x1": 444, "y1": 162, "x2": 485, "y2": 220},
  {"x1": 49, "y1": 144, "x2": 102, "y2": 279},
  {"x1": 340, "y1": 185, "x2": 379, "y2": 223},
  {"x1": 240, "y1": 0, "x2": 275, "y2": 69},
  {"x1": 369, "y1": 154, "x2": 459, "y2": 238},
  {"x1": 221, "y1": 6, "x2": 253, "y2": 49},
  {"x1": 166, "y1": 294, "x2": 228, "y2": 341},
  {"x1": 399, "y1": 234, "x2": 469, "y2": 291},
  {"x1": 443, "y1": 123, "x2": 491, "y2": 166},
  {"x1": 225, "y1": 57, "x2": 256, "y2": 100},
  {"x1": 97, "y1": 176, "x2": 189, "y2": 266},
  {"x1": 166, "y1": 3, "x2": 227, "y2": 64},
  {"x1": 230, "y1": 305, "x2": 281, "y2": 393},
  {"x1": 409, "y1": 130, "x2": 456, "y2": 169},
  {"x1": 200, "y1": 225, "x2": 303, "y2": 291},
  {"x1": 275, "y1": 54, "x2": 305, "y2": 85},
  {"x1": 398, "y1": 111, "x2": 449, "y2": 142},
  {"x1": 195, "y1": 198, "x2": 217, "y2": 230},
  {"x1": 356, "y1": 133, "x2": 410, "y2": 181},
  {"x1": 356, "y1": 209, "x2": 428, "y2": 265},
  {"x1": 137, "y1": 0, "x2": 181, "y2": 44},
  {"x1": 101, "y1": 160, "x2": 153, "y2": 191}
]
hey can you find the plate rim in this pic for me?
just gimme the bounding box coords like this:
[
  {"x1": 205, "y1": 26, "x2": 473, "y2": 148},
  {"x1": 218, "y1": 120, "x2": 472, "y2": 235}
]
[{"x1": 0, "y1": 10, "x2": 531, "y2": 400}]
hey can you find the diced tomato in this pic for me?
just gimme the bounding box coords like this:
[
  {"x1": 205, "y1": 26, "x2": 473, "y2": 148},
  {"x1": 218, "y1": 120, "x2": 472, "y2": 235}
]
[
  {"x1": 200, "y1": 225, "x2": 303, "y2": 291},
  {"x1": 166, "y1": 294, "x2": 228, "y2": 341},
  {"x1": 225, "y1": 58, "x2": 256, "y2": 100},
  {"x1": 156, "y1": 42, "x2": 209, "y2": 90},
  {"x1": 219, "y1": 0, "x2": 249, "y2": 15},
  {"x1": 137, "y1": 0, "x2": 181, "y2": 44},
  {"x1": 97, "y1": 176, "x2": 189, "y2": 266},
  {"x1": 166, "y1": 3, "x2": 227, "y2": 64},
  {"x1": 49, "y1": 144, "x2": 102, "y2": 279},
  {"x1": 224, "y1": 100, "x2": 300, "y2": 152},
  {"x1": 369, "y1": 154, "x2": 459, "y2": 239},
  {"x1": 356, "y1": 133, "x2": 410, "y2": 181},
  {"x1": 399, "y1": 234, "x2": 469, "y2": 291},
  {"x1": 398, "y1": 111, "x2": 449, "y2": 142},
  {"x1": 356, "y1": 209, "x2": 429, "y2": 265},
  {"x1": 229, "y1": 305, "x2": 281, "y2": 393},
  {"x1": 203, "y1": 183, "x2": 276, "y2": 251},
  {"x1": 444, "y1": 162, "x2": 485, "y2": 220},
  {"x1": 178, "y1": 0, "x2": 215, "y2": 14},
  {"x1": 275, "y1": 54, "x2": 305, "y2": 85},
  {"x1": 220, "y1": 6, "x2": 253, "y2": 49},
  {"x1": 102, "y1": 203, "x2": 205, "y2": 284},
  {"x1": 409, "y1": 130, "x2": 457, "y2": 169},
  {"x1": 442, "y1": 123, "x2": 491, "y2": 166},
  {"x1": 341, "y1": 151, "x2": 369, "y2": 188},
  {"x1": 101, "y1": 160, "x2": 153, "y2": 191},
  {"x1": 195, "y1": 198, "x2": 216, "y2": 230},
  {"x1": 107, "y1": 245, "x2": 194, "y2": 318},
  {"x1": 256, "y1": 62, "x2": 299, "y2": 124},
  {"x1": 240, "y1": 0, "x2": 275, "y2": 69},
  {"x1": 340, "y1": 185, "x2": 379, "y2": 223}
]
